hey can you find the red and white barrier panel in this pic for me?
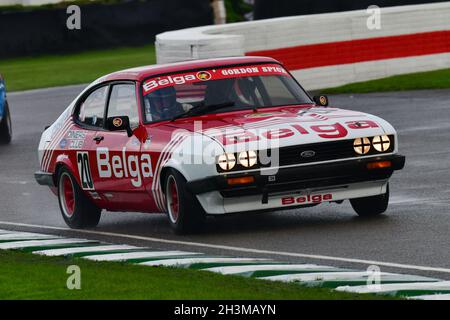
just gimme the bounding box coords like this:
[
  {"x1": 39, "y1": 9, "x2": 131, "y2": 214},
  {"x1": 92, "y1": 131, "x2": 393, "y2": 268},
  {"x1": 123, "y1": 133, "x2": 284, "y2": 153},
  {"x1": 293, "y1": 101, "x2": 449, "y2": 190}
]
[{"x1": 156, "y1": 2, "x2": 450, "y2": 90}]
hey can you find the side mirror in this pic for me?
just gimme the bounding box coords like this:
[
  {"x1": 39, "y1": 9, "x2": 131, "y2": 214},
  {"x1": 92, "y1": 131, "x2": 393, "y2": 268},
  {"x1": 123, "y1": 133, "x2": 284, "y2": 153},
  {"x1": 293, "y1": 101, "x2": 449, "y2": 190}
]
[
  {"x1": 313, "y1": 95, "x2": 329, "y2": 107},
  {"x1": 106, "y1": 116, "x2": 133, "y2": 137}
]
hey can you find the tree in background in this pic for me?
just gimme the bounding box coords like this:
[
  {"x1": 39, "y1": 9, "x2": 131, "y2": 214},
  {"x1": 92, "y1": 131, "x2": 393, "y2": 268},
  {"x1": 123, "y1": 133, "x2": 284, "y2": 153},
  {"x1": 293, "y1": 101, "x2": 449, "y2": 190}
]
[{"x1": 224, "y1": 0, "x2": 254, "y2": 23}]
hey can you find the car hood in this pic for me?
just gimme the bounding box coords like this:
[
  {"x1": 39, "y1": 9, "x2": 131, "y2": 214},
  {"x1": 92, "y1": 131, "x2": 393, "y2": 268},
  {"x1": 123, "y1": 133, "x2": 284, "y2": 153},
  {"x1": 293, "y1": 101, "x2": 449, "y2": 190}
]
[
  {"x1": 163, "y1": 106, "x2": 396, "y2": 152},
  {"x1": 164, "y1": 107, "x2": 395, "y2": 151}
]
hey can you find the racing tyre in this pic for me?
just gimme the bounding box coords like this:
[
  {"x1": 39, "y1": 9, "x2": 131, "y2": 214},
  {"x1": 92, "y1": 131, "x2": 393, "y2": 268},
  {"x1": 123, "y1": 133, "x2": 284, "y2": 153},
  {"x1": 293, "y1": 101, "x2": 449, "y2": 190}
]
[
  {"x1": 0, "y1": 101, "x2": 12, "y2": 144},
  {"x1": 164, "y1": 169, "x2": 206, "y2": 234},
  {"x1": 57, "y1": 167, "x2": 101, "y2": 228},
  {"x1": 350, "y1": 184, "x2": 389, "y2": 217}
]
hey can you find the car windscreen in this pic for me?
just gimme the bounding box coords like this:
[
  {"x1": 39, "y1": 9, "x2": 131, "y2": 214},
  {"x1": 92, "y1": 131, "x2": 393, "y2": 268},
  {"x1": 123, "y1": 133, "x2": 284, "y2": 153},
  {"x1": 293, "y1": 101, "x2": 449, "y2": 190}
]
[{"x1": 142, "y1": 63, "x2": 313, "y2": 122}]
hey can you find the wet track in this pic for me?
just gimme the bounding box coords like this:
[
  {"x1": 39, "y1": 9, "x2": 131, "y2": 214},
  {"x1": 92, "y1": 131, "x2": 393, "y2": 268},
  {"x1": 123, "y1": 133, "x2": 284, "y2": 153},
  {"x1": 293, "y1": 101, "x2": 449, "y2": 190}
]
[{"x1": 1, "y1": 85, "x2": 449, "y2": 279}]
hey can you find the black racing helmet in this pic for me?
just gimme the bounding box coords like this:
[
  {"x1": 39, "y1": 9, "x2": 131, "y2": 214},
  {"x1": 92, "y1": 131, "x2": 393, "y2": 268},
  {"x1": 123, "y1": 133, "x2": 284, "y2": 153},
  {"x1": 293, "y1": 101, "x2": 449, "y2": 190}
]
[{"x1": 147, "y1": 86, "x2": 177, "y2": 110}]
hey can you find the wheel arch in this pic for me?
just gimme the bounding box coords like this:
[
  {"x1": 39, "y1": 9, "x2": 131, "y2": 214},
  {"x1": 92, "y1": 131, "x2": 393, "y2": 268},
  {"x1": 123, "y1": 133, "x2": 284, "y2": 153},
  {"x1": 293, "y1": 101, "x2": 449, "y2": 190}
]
[
  {"x1": 159, "y1": 165, "x2": 188, "y2": 194},
  {"x1": 54, "y1": 155, "x2": 79, "y2": 187}
]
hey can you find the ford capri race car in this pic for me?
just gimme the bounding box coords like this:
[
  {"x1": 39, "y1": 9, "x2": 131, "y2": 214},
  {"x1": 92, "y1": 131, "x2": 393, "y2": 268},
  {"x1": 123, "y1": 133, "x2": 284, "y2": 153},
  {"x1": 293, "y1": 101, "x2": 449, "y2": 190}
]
[
  {"x1": 35, "y1": 57, "x2": 405, "y2": 233},
  {"x1": 0, "y1": 73, "x2": 12, "y2": 144}
]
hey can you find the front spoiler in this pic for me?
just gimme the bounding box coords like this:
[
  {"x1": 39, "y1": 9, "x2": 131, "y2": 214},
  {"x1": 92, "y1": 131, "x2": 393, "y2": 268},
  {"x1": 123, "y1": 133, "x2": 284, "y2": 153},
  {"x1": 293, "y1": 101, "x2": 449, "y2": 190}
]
[
  {"x1": 187, "y1": 154, "x2": 405, "y2": 203},
  {"x1": 34, "y1": 171, "x2": 55, "y2": 187}
]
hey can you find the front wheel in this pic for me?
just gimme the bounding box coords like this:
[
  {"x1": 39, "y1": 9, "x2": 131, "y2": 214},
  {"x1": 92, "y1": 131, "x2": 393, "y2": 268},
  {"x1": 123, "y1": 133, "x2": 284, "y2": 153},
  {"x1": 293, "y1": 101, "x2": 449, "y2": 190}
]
[
  {"x1": 164, "y1": 169, "x2": 205, "y2": 234},
  {"x1": 0, "y1": 101, "x2": 12, "y2": 144},
  {"x1": 350, "y1": 184, "x2": 389, "y2": 217},
  {"x1": 57, "y1": 168, "x2": 101, "y2": 228}
]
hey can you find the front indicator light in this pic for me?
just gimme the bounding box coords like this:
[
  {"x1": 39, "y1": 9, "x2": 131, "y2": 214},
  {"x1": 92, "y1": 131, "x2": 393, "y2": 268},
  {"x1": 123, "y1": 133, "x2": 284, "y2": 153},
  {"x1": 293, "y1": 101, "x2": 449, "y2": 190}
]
[
  {"x1": 372, "y1": 135, "x2": 391, "y2": 152},
  {"x1": 354, "y1": 137, "x2": 371, "y2": 155},
  {"x1": 227, "y1": 176, "x2": 255, "y2": 186},
  {"x1": 367, "y1": 161, "x2": 392, "y2": 170},
  {"x1": 217, "y1": 153, "x2": 236, "y2": 171},
  {"x1": 238, "y1": 150, "x2": 258, "y2": 167}
]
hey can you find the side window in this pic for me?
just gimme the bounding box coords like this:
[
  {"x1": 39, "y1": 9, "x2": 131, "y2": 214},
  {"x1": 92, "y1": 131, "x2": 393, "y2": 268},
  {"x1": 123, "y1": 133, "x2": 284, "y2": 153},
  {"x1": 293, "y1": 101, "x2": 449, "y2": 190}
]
[
  {"x1": 107, "y1": 84, "x2": 139, "y2": 128},
  {"x1": 78, "y1": 86, "x2": 108, "y2": 128}
]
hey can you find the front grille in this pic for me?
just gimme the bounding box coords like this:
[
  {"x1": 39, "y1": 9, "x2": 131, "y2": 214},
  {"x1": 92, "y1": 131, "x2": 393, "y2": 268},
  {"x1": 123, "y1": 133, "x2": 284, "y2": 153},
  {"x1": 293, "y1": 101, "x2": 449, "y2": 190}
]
[
  {"x1": 263, "y1": 135, "x2": 395, "y2": 167},
  {"x1": 216, "y1": 135, "x2": 395, "y2": 172}
]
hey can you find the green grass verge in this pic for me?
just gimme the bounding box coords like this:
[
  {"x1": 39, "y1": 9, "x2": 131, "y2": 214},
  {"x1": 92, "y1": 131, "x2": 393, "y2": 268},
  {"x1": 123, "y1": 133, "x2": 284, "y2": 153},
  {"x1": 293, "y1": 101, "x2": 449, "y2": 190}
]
[
  {"x1": 322, "y1": 68, "x2": 450, "y2": 94},
  {"x1": 4, "y1": 42, "x2": 447, "y2": 94},
  {"x1": 0, "y1": 250, "x2": 391, "y2": 300},
  {"x1": 0, "y1": 45, "x2": 156, "y2": 92}
]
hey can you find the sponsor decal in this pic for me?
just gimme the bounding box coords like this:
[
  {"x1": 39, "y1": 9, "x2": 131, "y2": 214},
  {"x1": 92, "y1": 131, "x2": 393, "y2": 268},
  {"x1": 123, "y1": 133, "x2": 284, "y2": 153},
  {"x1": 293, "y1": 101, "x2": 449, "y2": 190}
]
[
  {"x1": 281, "y1": 193, "x2": 333, "y2": 205},
  {"x1": 143, "y1": 64, "x2": 288, "y2": 94},
  {"x1": 112, "y1": 117, "x2": 123, "y2": 128},
  {"x1": 96, "y1": 147, "x2": 153, "y2": 188},
  {"x1": 196, "y1": 71, "x2": 212, "y2": 81},
  {"x1": 59, "y1": 139, "x2": 68, "y2": 149},
  {"x1": 215, "y1": 120, "x2": 380, "y2": 145},
  {"x1": 67, "y1": 130, "x2": 86, "y2": 140},
  {"x1": 69, "y1": 140, "x2": 84, "y2": 150},
  {"x1": 66, "y1": 130, "x2": 86, "y2": 149}
]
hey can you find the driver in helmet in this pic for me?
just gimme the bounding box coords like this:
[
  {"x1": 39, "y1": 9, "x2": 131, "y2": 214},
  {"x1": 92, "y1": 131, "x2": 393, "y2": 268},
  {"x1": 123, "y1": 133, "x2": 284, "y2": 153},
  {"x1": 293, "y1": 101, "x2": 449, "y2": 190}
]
[{"x1": 145, "y1": 86, "x2": 184, "y2": 121}]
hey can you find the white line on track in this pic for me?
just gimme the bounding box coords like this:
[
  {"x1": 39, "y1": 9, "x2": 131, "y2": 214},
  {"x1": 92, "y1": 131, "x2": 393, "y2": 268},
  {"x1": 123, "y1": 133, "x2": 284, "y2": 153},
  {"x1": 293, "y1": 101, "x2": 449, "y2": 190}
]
[{"x1": 1, "y1": 221, "x2": 450, "y2": 275}]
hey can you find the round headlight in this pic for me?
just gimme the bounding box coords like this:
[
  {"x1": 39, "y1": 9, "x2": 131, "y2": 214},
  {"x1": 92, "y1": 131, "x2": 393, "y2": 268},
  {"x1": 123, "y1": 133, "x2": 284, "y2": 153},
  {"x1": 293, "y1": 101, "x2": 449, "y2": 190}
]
[
  {"x1": 217, "y1": 153, "x2": 236, "y2": 171},
  {"x1": 238, "y1": 150, "x2": 258, "y2": 168},
  {"x1": 354, "y1": 137, "x2": 371, "y2": 155},
  {"x1": 373, "y1": 135, "x2": 390, "y2": 152}
]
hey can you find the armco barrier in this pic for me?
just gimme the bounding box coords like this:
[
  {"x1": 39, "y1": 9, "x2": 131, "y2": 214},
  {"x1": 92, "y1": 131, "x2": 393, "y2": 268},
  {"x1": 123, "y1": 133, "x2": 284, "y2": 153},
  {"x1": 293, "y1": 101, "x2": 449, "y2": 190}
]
[{"x1": 156, "y1": 2, "x2": 450, "y2": 90}]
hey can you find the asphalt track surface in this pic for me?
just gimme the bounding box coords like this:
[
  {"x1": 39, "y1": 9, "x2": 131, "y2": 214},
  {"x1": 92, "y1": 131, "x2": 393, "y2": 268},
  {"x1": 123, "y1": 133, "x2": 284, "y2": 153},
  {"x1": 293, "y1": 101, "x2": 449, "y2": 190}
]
[{"x1": 1, "y1": 85, "x2": 449, "y2": 279}]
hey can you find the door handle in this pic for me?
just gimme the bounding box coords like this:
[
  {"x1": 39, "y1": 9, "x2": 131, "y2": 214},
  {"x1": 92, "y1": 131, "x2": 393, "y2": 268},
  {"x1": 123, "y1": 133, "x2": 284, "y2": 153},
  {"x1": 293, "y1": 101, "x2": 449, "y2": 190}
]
[{"x1": 93, "y1": 135, "x2": 104, "y2": 143}]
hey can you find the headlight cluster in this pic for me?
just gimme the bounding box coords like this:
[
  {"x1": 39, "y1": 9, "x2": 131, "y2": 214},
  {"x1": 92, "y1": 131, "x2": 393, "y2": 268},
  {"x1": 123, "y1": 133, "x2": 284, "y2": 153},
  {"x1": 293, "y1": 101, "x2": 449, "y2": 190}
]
[
  {"x1": 217, "y1": 150, "x2": 258, "y2": 171},
  {"x1": 353, "y1": 135, "x2": 392, "y2": 155}
]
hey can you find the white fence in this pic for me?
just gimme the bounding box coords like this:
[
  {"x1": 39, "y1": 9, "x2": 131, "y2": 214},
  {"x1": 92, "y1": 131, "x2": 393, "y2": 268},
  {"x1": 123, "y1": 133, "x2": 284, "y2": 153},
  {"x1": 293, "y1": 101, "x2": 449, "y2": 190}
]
[{"x1": 156, "y1": 2, "x2": 450, "y2": 90}]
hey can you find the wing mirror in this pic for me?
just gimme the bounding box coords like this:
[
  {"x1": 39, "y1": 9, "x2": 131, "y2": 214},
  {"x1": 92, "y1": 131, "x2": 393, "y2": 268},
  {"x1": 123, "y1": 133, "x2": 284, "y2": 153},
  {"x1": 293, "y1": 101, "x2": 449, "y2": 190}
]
[
  {"x1": 313, "y1": 95, "x2": 329, "y2": 107},
  {"x1": 106, "y1": 116, "x2": 133, "y2": 137}
]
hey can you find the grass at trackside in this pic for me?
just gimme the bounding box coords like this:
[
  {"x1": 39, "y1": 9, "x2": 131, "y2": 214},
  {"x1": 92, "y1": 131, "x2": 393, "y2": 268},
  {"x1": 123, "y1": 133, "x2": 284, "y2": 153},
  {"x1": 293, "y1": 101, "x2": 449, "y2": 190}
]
[
  {"x1": 322, "y1": 68, "x2": 450, "y2": 94},
  {"x1": 0, "y1": 250, "x2": 392, "y2": 300},
  {"x1": 0, "y1": 45, "x2": 156, "y2": 92},
  {"x1": 3, "y1": 43, "x2": 448, "y2": 94}
]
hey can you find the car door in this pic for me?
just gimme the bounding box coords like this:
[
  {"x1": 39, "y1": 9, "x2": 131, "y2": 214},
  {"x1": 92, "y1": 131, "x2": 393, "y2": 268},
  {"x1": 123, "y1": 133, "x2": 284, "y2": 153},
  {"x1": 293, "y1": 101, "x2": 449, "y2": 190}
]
[
  {"x1": 91, "y1": 82, "x2": 150, "y2": 211},
  {"x1": 72, "y1": 85, "x2": 109, "y2": 199}
]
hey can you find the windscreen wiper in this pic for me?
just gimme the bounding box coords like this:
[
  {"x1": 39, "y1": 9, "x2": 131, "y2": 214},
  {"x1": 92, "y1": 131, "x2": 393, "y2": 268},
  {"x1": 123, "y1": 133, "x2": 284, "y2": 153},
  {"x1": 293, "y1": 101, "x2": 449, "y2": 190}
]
[{"x1": 170, "y1": 101, "x2": 235, "y2": 121}]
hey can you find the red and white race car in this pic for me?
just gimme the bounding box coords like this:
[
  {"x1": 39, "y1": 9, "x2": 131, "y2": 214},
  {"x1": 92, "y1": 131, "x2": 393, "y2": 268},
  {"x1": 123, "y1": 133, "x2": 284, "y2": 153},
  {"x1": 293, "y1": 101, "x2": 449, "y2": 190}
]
[{"x1": 35, "y1": 57, "x2": 405, "y2": 233}]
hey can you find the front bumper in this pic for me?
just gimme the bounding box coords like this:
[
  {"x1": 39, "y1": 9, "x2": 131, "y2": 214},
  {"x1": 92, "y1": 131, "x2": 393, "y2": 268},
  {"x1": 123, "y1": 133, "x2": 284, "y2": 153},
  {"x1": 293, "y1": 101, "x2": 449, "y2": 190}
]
[{"x1": 187, "y1": 154, "x2": 405, "y2": 204}]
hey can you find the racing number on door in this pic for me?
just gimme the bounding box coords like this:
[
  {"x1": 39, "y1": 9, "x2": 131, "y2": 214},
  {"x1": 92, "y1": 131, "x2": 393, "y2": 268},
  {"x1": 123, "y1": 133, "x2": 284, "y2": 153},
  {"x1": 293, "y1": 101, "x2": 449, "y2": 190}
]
[{"x1": 76, "y1": 152, "x2": 94, "y2": 190}]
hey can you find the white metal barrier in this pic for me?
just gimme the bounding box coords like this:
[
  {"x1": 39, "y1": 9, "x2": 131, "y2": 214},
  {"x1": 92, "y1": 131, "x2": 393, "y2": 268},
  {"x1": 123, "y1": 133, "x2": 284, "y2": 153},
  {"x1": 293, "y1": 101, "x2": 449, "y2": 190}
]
[{"x1": 156, "y1": 2, "x2": 450, "y2": 90}]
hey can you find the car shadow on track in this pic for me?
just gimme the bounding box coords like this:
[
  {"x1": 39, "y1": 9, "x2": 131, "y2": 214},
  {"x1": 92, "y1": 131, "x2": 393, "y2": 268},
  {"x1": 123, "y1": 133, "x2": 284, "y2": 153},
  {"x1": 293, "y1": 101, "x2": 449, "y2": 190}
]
[{"x1": 98, "y1": 203, "x2": 392, "y2": 238}]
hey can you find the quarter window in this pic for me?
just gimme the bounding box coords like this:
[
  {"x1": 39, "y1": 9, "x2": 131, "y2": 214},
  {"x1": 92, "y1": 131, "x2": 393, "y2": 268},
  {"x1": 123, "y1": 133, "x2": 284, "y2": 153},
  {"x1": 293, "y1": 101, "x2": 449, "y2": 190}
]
[{"x1": 78, "y1": 86, "x2": 108, "y2": 128}]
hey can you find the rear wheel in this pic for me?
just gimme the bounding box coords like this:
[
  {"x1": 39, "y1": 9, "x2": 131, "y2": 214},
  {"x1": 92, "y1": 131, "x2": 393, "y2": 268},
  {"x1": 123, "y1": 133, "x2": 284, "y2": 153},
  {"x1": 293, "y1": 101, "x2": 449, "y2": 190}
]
[
  {"x1": 164, "y1": 169, "x2": 205, "y2": 234},
  {"x1": 350, "y1": 184, "x2": 389, "y2": 217},
  {"x1": 0, "y1": 101, "x2": 12, "y2": 144},
  {"x1": 57, "y1": 168, "x2": 101, "y2": 228}
]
